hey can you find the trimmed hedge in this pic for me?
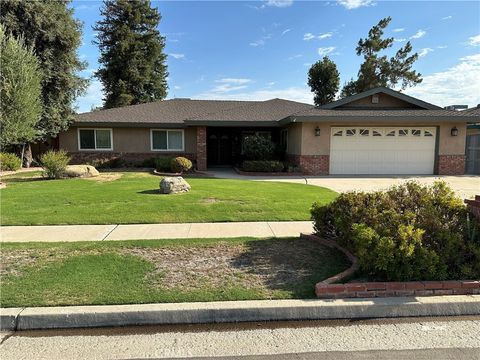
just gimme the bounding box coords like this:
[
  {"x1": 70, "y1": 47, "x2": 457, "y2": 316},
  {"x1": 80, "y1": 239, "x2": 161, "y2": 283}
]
[
  {"x1": 311, "y1": 181, "x2": 480, "y2": 281},
  {"x1": 154, "y1": 157, "x2": 173, "y2": 172},
  {"x1": 243, "y1": 135, "x2": 275, "y2": 160},
  {"x1": 242, "y1": 160, "x2": 284, "y2": 172},
  {"x1": 170, "y1": 157, "x2": 192, "y2": 173},
  {"x1": 0, "y1": 152, "x2": 22, "y2": 171}
]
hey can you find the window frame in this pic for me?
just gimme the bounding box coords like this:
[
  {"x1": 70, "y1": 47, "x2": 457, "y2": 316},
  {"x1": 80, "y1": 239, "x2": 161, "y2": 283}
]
[
  {"x1": 77, "y1": 128, "x2": 113, "y2": 151},
  {"x1": 150, "y1": 129, "x2": 185, "y2": 152}
]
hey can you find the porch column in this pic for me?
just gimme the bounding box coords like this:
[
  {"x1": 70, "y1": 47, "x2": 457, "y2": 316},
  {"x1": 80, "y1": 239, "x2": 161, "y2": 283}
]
[{"x1": 196, "y1": 126, "x2": 207, "y2": 171}]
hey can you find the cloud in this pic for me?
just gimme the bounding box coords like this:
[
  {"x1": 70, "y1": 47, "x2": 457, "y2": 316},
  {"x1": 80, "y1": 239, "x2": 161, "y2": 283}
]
[
  {"x1": 169, "y1": 53, "x2": 185, "y2": 59},
  {"x1": 410, "y1": 30, "x2": 426, "y2": 39},
  {"x1": 216, "y1": 78, "x2": 251, "y2": 85},
  {"x1": 337, "y1": 0, "x2": 374, "y2": 10},
  {"x1": 286, "y1": 54, "x2": 303, "y2": 60},
  {"x1": 195, "y1": 86, "x2": 313, "y2": 104},
  {"x1": 173, "y1": 85, "x2": 181, "y2": 90},
  {"x1": 318, "y1": 47, "x2": 336, "y2": 56},
  {"x1": 418, "y1": 48, "x2": 433, "y2": 57},
  {"x1": 394, "y1": 38, "x2": 407, "y2": 43},
  {"x1": 442, "y1": 15, "x2": 452, "y2": 20},
  {"x1": 281, "y1": 29, "x2": 291, "y2": 36},
  {"x1": 265, "y1": 0, "x2": 293, "y2": 7},
  {"x1": 393, "y1": 28, "x2": 405, "y2": 33},
  {"x1": 250, "y1": 34, "x2": 272, "y2": 47},
  {"x1": 75, "y1": 80, "x2": 104, "y2": 113},
  {"x1": 209, "y1": 78, "x2": 252, "y2": 93},
  {"x1": 437, "y1": 45, "x2": 447, "y2": 49},
  {"x1": 304, "y1": 32, "x2": 333, "y2": 41},
  {"x1": 469, "y1": 34, "x2": 480, "y2": 46},
  {"x1": 404, "y1": 54, "x2": 480, "y2": 108}
]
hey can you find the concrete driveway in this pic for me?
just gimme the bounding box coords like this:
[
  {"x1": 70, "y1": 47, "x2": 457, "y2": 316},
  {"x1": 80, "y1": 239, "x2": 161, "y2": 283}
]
[{"x1": 209, "y1": 169, "x2": 479, "y2": 199}]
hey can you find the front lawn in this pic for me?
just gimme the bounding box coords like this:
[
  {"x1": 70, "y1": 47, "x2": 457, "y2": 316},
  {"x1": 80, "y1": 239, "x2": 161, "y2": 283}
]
[
  {"x1": 0, "y1": 237, "x2": 350, "y2": 307},
  {"x1": 0, "y1": 171, "x2": 336, "y2": 225}
]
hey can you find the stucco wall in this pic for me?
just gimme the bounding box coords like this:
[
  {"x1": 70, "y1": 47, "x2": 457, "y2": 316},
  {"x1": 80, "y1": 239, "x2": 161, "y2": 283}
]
[
  {"x1": 296, "y1": 122, "x2": 467, "y2": 156},
  {"x1": 59, "y1": 126, "x2": 197, "y2": 154},
  {"x1": 338, "y1": 93, "x2": 420, "y2": 109}
]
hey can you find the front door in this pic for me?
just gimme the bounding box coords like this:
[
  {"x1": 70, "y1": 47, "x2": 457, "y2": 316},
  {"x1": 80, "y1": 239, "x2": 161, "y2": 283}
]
[{"x1": 207, "y1": 130, "x2": 233, "y2": 166}]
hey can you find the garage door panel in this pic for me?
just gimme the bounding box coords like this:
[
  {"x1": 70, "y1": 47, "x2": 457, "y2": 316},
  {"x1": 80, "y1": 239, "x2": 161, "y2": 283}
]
[{"x1": 330, "y1": 127, "x2": 436, "y2": 175}]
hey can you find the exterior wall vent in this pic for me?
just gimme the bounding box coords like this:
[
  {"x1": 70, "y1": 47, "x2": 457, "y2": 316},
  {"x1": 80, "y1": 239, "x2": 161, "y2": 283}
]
[{"x1": 371, "y1": 94, "x2": 379, "y2": 104}]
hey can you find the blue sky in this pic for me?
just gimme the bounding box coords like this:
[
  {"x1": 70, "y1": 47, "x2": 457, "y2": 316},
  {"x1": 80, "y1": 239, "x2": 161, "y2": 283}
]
[{"x1": 72, "y1": 0, "x2": 480, "y2": 113}]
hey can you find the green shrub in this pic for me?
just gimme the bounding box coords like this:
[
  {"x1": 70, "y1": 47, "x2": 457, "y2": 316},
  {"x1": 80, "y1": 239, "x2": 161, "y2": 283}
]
[
  {"x1": 243, "y1": 135, "x2": 275, "y2": 160},
  {"x1": 140, "y1": 157, "x2": 156, "y2": 168},
  {"x1": 242, "y1": 160, "x2": 284, "y2": 172},
  {"x1": 88, "y1": 156, "x2": 126, "y2": 169},
  {"x1": 40, "y1": 150, "x2": 70, "y2": 179},
  {"x1": 154, "y1": 157, "x2": 173, "y2": 172},
  {"x1": 0, "y1": 152, "x2": 22, "y2": 171},
  {"x1": 170, "y1": 157, "x2": 192, "y2": 173},
  {"x1": 311, "y1": 181, "x2": 480, "y2": 281}
]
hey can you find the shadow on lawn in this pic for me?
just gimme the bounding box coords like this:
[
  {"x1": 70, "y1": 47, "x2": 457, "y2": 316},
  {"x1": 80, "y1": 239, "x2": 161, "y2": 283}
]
[
  {"x1": 230, "y1": 238, "x2": 350, "y2": 298},
  {"x1": 137, "y1": 189, "x2": 160, "y2": 195}
]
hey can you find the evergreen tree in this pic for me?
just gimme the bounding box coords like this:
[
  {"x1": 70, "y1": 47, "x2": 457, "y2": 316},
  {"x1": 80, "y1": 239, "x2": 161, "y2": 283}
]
[
  {"x1": 341, "y1": 17, "x2": 422, "y2": 97},
  {"x1": 308, "y1": 56, "x2": 340, "y2": 106},
  {"x1": 94, "y1": 0, "x2": 168, "y2": 109},
  {"x1": 0, "y1": 0, "x2": 87, "y2": 139},
  {"x1": 0, "y1": 27, "x2": 42, "y2": 151}
]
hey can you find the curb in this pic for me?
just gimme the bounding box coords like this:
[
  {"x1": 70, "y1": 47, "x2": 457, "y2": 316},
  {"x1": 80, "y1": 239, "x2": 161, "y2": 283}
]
[{"x1": 1, "y1": 295, "x2": 479, "y2": 331}]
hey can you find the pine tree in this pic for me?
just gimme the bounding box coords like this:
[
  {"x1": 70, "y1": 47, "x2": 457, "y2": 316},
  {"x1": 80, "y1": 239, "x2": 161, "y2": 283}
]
[
  {"x1": 94, "y1": 0, "x2": 169, "y2": 109},
  {"x1": 0, "y1": 0, "x2": 87, "y2": 139},
  {"x1": 308, "y1": 56, "x2": 340, "y2": 106},
  {"x1": 341, "y1": 17, "x2": 422, "y2": 97}
]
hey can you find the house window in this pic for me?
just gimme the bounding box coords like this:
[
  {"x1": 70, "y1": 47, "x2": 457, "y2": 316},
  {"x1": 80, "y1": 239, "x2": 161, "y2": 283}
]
[
  {"x1": 78, "y1": 129, "x2": 113, "y2": 150},
  {"x1": 151, "y1": 129, "x2": 184, "y2": 151}
]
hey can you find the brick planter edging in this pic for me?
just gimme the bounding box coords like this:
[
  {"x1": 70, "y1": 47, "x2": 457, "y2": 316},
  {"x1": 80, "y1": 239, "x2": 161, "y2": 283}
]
[
  {"x1": 303, "y1": 235, "x2": 480, "y2": 299},
  {"x1": 233, "y1": 167, "x2": 304, "y2": 177}
]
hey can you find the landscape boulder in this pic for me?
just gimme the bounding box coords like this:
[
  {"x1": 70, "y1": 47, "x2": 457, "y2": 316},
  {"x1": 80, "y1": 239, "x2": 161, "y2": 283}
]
[
  {"x1": 159, "y1": 176, "x2": 191, "y2": 194},
  {"x1": 64, "y1": 165, "x2": 100, "y2": 178}
]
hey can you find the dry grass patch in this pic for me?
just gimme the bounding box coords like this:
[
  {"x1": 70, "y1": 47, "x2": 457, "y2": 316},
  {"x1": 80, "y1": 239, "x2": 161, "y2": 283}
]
[{"x1": 84, "y1": 173, "x2": 123, "y2": 182}]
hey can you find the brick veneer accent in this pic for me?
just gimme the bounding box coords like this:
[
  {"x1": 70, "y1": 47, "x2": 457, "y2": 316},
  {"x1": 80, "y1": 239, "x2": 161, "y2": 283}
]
[
  {"x1": 316, "y1": 280, "x2": 480, "y2": 298},
  {"x1": 465, "y1": 195, "x2": 480, "y2": 221},
  {"x1": 196, "y1": 126, "x2": 207, "y2": 171},
  {"x1": 287, "y1": 154, "x2": 329, "y2": 175},
  {"x1": 68, "y1": 152, "x2": 195, "y2": 165},
  {"x1": 438, "y1": 155, "x2": 465, "y2": 175}
]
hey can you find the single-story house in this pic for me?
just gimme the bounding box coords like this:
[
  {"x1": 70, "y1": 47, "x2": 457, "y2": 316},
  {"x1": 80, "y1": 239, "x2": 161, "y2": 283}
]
[{"x1": 59, "y1": 87, "x2": 480, "y2": 175}]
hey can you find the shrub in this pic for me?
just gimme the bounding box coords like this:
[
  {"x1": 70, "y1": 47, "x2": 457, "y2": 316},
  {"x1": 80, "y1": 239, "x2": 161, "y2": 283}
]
[
  {"x1": 311, "y1": 181, "x2": 480, "y2": 281},
  {"x1": 242, "y1": 160, "x2": 284, "y2": 172},
  {"x1": 140, "y1": 157, "x2": 156, "y2": 168},
  {"x1": 88, "y1": 156, "x2": 126, "y2": 169},
  {"x1": 0, "y1": 152, "x2": 22, "y2": 171},
  {"x1": 170, "y1": 157, "x2": 192, "y2": 173},
  {"x1": 154, "y1": 157, "x2": 173, "y2": 172},
  {"x1": 243, "y1": 135, "x2": 275, "y2": 160},
  {"x1": 40, "y1": 150, "x2": 70, "y2": 179}
]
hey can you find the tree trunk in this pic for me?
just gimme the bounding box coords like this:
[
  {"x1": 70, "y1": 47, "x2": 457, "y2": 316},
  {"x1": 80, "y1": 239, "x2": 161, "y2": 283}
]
[{"x1": 24, "y1": 143, "x2": 33, "y2": 168}]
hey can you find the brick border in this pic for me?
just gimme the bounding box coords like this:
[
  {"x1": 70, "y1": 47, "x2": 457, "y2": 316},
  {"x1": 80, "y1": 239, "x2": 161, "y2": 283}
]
[
  {"x1": 196, "y1": 126, "x2": 207, "y2": 171},
  {"x1": 287, "y1": 154, "x2": 329, "y2": 175},
  {"x1": 304, "y1": 234, "x2": 480, "y2": 299},
  {"x1": 438, "y1": 154, "x2": 465, "y2": 175}
]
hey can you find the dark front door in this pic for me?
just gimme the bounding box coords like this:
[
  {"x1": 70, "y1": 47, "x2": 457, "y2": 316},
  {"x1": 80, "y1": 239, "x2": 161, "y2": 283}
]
[{"x1": 207, "y1": 130, "x2": 233, "y2": 166}]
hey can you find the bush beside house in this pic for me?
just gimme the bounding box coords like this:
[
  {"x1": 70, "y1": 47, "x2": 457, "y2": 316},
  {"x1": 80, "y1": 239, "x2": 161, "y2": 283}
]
[
  {"x1": 311, "y1": 181, "x2": 480, "y2": 281},
  {"x1": 0, "y1": 153, "x2": 22, "y2": 171},
  {"x1": 241, "y1": 135, "x2": 285, "y2": 172}
]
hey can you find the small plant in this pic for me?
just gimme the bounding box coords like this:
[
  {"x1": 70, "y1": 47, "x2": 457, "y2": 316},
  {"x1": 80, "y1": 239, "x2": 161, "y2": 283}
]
[
  {"x1": 40, "y1": 150, "x2": 70, "y2": 179},
  {"x1": 242, "y1": 160, "x2": 284, "y2": 172},
  {"x1": 170, "y1": 157, "x2": 192, "y2": 173},
  {"x1": 243, "y1": 135, "x2": 275, "y2": 160},
  {"x1": 0, "y1": 152, "x2": 22, "y2": 171},
  {"x1": 154, "y1": 157, "x2": 173, "y2": 172},
  {"x1": 88, "y1": 156, "x2": 126, "y2": 169}
]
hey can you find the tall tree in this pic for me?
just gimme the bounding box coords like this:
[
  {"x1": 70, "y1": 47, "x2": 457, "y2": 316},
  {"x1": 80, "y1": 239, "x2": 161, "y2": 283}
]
[
  {"x1": 308, "y1": 56, "x2": 340, "y2": 106},
  {"x1": 340, "y1": 17, "x2": 422, "y2": 97},
  {"x1": 0, "y1": 26, "x2": 42, "y2": 157},
  {"x1": 94, "y1": 0, "x2": 168, "y2": 109},
  {"x1": 0, "y1": 0, "x2": 87, "y2": 139}
]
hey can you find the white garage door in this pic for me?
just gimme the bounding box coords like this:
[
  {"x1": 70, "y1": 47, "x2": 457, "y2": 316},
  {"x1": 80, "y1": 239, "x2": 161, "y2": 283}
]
[{"x1": 330, "y1": 127, "x2": 436, "y2": 175}]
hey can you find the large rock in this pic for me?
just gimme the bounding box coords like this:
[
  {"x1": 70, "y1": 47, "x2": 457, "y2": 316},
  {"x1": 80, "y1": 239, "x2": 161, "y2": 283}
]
[
  {"x1": 65, "y1": 165, "x2": 100, "y2": 178},
  {"x1": 160, "y1": 176, "x2": 191, "y2": 194}
]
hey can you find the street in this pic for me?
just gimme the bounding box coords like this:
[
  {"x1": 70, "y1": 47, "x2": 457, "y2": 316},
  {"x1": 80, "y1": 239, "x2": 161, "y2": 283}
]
[{"x1": 1, "y1": 316, "x2": 479, "y2": 359}]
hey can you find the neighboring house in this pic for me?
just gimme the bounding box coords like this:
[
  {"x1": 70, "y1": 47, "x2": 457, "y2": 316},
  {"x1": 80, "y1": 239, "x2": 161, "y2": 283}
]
[
  {"x1": 465, "y1": 106, "x2": 480, "y2": 174},
  {"x1": 59, "y1": 87, "x2": 479, "y2": 175}
]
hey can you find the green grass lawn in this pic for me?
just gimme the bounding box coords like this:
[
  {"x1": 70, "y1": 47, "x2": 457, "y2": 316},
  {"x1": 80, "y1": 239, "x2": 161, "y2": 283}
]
[
  {"x1": 0, "y1": 171, "x2": 336, "y2": 225},
  {"x1": 0, "y1": 237, "x2": 350, "y2": 307}
]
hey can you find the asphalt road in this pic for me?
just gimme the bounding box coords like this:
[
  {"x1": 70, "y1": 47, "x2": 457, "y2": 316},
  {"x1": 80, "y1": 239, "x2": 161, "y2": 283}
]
[{"x1": 1, "y1": 316, "x2": 479, "y2": 360}]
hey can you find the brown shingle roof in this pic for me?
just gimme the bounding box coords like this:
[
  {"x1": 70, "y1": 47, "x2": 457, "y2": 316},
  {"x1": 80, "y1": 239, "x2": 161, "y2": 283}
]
[
  {"x1": 294, "y1": 108, "x2": 480, "y2": 118},
  {"x1": 75, "y1": 98, "x2": 313, "y2": 126}
]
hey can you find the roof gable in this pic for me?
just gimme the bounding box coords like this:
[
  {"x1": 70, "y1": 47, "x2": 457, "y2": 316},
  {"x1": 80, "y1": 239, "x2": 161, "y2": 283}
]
[{"x1": 321, "y1": 87, "x2": 441, "y2": 110}]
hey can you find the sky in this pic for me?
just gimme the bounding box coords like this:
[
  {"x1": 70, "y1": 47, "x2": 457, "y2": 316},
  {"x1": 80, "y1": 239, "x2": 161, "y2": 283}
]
[{"x1": 72, "y1": 0, "x2": 480, "y2": 113}]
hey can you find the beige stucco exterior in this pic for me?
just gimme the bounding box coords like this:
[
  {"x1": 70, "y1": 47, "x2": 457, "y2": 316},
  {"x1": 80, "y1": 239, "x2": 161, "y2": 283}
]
[
  {"x1": 59, "y1": 126, "x2": 197, "y2": 154},
  {"x1": 284, "y1": 121, "x2": 467, "y2": 157}
]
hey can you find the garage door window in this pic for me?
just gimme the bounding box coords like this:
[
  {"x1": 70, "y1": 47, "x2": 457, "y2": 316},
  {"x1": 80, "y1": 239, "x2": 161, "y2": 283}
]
[
  {"x1": 424, "y1": 130, "x2": 433, "y2": 137},
  {"x1": 360, "y1": 129, "x2": 370, "y2": 136},
  {"x1": 372, "y1": 130, "x2": 382, "y2": 136},
  {"x1": 346, "y1": 129, "x2": 356, "y2": 136},
  {"x1": 333, "y1": 130, "x2": 343, "y2": 136},
  {"x1": 399, "y1": 129, "x2": 409, "y2": 136}
]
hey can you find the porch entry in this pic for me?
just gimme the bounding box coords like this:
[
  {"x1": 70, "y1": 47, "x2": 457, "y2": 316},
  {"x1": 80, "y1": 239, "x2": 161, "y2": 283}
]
[{"x1": 206, "y1": 127, "x2": 282, "y2": 167}]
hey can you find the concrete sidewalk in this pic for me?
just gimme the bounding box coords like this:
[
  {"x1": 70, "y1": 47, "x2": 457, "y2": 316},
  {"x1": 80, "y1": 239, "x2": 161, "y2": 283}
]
[{"x1": 0, "y1": 221, "x2": 314, "y2": 242}]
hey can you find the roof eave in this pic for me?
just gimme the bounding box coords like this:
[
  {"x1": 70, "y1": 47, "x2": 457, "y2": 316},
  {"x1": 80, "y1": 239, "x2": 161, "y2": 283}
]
[{"x1": 290, "y1": 115, "x2": 473, "y2": 123}]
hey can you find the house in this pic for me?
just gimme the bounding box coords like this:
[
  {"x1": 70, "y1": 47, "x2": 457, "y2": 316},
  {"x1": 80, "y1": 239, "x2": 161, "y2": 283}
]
[
  {"x1": 465, "y1": 106, "x2": 480, "y2": 174},
  {"x1": 58, "y1": 87, "x2": 480, "y2": 175}
]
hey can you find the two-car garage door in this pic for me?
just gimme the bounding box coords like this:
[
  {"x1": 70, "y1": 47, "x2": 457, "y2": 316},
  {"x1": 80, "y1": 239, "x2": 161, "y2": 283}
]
[{"x1": 329, "y1": 127, "x2": 436, "y2": 175}]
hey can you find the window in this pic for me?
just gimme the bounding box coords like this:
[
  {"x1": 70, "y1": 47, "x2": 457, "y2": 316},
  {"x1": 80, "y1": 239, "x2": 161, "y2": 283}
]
[
  {"x1": 386, "y1": 130, "x2": 396, "y2": 137},
  {"x1": 346, "y1": 129, "x2": 356, "y2": 136},
  {"x1": 424, "y1": 130, "x2": 433, "y2": 137},
  {"x1": 360, "y1": 129, "x2": 370, "y2": 136},
  {"x1": 412, "y1": 129, "x2": 421, "y2": 137},
  {"x1": 399, "y1": 129, "x2": 409, "y2": 136},
  {"x1": 151, "y1": 129, "x2": 184, "y2": 151},
  {"x1": 372, "y1": 130, "x2": 382, "y2": 137},
  {"x1": 78, "y1": 129, "x2": 112, "y2": 150},
  {"x1": 333, "y1": 130, "x2": 343, "y2": 136}
]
